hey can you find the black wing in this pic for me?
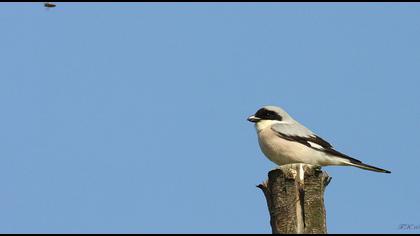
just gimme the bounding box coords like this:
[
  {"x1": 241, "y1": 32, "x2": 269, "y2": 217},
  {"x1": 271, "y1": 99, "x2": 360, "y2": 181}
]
[{"x1": 274, "y1": 132, "x2": 363, "y2": 164}]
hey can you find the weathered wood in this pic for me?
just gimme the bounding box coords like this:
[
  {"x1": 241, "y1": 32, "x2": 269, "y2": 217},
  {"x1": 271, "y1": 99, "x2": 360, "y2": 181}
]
[{"x1": 257, "y1": 164, "x2": 331, "y2": 234}]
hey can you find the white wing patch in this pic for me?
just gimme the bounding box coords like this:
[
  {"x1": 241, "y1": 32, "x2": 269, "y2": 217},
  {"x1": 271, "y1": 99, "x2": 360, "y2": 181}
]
[{"x1": 308, "y1": 141, "x2": 325, "y2": 150}]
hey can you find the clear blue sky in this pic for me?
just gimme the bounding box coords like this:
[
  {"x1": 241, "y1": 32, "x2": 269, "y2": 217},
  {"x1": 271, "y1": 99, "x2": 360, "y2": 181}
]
[{"x1": 0, "y1": 3, "x2": 419, "y2": 234}]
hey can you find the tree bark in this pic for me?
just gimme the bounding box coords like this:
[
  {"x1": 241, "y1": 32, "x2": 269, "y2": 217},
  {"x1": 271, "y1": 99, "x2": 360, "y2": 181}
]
[{"x1": 257, "y1": 164, "x2": 331, "y2": 234}]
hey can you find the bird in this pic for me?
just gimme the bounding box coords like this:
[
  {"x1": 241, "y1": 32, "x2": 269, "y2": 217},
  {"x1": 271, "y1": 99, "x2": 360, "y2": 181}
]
[
  {"x1": 247, "y1": 105, "x2": 391, "y2": 173},
  {"x1": 44, "y1": 2, "x2": 56, "y2": 8}
]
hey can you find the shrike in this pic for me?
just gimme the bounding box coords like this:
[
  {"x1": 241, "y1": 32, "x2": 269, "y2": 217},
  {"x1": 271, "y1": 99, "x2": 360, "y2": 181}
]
[{"x1": 247, "y1": 105, "x2": 390, "y2": 173}]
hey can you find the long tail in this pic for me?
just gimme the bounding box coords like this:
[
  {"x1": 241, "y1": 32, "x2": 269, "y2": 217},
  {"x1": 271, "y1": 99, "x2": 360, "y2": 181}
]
[
  {"x1": 322, "y1": 148, "x2": 391, "y2": 173},
  {"x1": 345, "y1": 160, "x2": 391, "y2": 174}
]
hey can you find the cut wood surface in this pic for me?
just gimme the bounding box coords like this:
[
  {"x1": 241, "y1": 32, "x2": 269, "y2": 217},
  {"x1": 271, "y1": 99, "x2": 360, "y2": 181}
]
[{"x1": 257, "y1": 164, "x2": 331, "y2": 234}]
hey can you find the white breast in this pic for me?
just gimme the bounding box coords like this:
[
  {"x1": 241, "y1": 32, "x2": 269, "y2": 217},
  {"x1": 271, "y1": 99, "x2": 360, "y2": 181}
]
[{"x1": 256, "y1": 126, "x2": 333, "y2": 166}]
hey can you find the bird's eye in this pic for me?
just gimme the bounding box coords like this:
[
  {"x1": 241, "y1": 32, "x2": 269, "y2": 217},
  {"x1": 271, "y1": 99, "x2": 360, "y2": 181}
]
[{"x1": 254, "y1": 108, "x2": 282, "y2": 121}]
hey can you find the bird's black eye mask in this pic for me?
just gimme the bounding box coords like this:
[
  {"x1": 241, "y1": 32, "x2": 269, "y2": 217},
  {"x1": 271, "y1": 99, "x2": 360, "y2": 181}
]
[{"x1": 254, "y1": 108, "x2": 283, "y2": 121}]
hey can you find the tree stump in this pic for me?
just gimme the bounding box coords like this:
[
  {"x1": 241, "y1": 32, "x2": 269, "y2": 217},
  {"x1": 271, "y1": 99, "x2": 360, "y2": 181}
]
[{"x1": 257, "y1": 164, "x2": 331, "y2": 234}]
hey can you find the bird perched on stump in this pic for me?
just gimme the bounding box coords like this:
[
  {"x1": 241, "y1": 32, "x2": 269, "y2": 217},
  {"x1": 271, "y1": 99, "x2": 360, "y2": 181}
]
[{"x1": 248, "y1": 105, "x2": 391, "y2": 173}]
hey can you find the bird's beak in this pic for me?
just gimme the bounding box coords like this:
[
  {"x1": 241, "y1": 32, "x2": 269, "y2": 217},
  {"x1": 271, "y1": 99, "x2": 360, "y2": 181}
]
[{"x1": 247, "y1": 115, "x2": 261, "y2": 123}]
